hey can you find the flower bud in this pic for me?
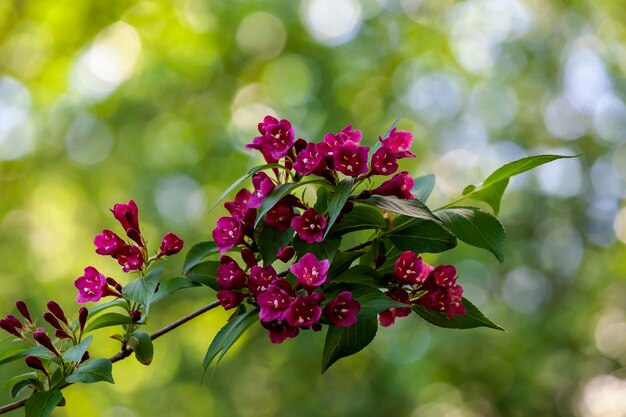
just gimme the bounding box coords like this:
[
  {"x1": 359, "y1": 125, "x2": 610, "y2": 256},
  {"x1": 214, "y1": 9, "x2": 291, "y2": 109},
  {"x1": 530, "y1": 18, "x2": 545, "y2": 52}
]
[
  {"x1": 240, "y1": 248, "x2": 257, "y2": 268},
  {"x1": 80, "y1": 351, "x2": 90, "y2": 364},
  {"x1": 46, "y1": 301, "x2": 68, "y2": 325},
  {"x1": 43, "y1": 312, "x2": 62, "y2": 330},
  {"x1": 130, "y1": 310, "x2": 142, "y2": 323},
  {"x1": 25, "y1": 355, "x2": 48, "y2": 375},
  {"x1": 33, "y1": 328, "x2": 60, "y2": 356},
  {"x1": 15, "y1": 301, "x2": 33, "y2": 323},
  {"x1": 4, "y1": 315, "x2": 23, "y2": 329},
  {"x1": 78, "y1": 307, "x2": 88, "y2": 332},
  {"x1": 55, "y1": 329, "x2": 71, "y2": 339},
  {"x1": 0, "y1": 319, "x2": 22, "y2": 338},
  {"x1": 276, "y1": 246, "x2": 295, "y2": 263},
  {"x1": 158, "y1": 232, "x2": 184, "y2": 257}
]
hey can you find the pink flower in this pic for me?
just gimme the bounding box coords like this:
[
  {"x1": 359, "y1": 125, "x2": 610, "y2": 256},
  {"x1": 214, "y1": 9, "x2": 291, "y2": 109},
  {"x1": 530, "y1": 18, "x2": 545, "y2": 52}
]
[
  {"x1": 378, "y1": 289, "x2": 411, "y2": 327},
  {"x1": 371, "y1": 147, "x2": 398, "y2": 176},
  {"x1": 248, "y1": 172, "x2": 276, "y2": 209},
  {"x1": 158, "y1": 232, "x2": 184, "y2": 257},
  {"x1": 258, "y1": 280, "x2": 293, "y2": 322},
  {"x1": 216, "y1": 290, "x2": 245, "y2": 310},
  {"x1": 265, "y1": 198, "x2": 296, "y2": 231},
  {"x1": 379, "y1": 128, "x2": 415, "y2": 159},
  {"x1": 248, "y1": 265, "x2": 279, "y2": 295},
  {"x1": 371, "y1": 171, "x2": 415, "y2": 200},
  {"x1": 212, "y1": 217, "x2": 244, "y2": 253},
  {"x1": 216, "y1": 256, "x2": 247, "y2": 290},
  {"x1": 224, "y1": 189, "x2": 252, "y2": 222},
  {"x1": 289, "y1": 253, "x2": 330, "y2": 291},
  {"x1": 246, "y1": 116, "x2": 295, "y2": 161},
  {"x1": 323, "y1": 291, "x2": 361, "y2": 327},
  {"x1": 417, "y1": 265, "x2": 466, "y2": 319},
  {"x1": 261, "y1": 319, "x2": 300, "y2": 344},
  {"x1": 117, "y1": 245, "x2": 144, "y2": 272},
  {"x1": 319, "y1": 125, "x2": 363, "y2": 156},
  {"x1": 334, "y1": 140, "x2": 370, "y2": 177},
  {"x1": 74, "y1": 266, "x2": 114, "y2": 303},
  {"x1": 291, "y1": 208, "x2": 326, "y2": 243},
  {"x1": 94, "y1": 229, "x2": 126, "y2": 257},
  {"x1": 293, "y1": 143, "x2": 323, "y2": 175},
  {"x1": 111, "y1": 200, "x2": 142, "y2": 245},
  {"x1": 276, "y1": 246, "x2": 295, "y2": 262},
  {"x1": 284, "y1": 293, "x2": 324, "y2": 328},
  {"x1": 393, "y1": 251, "x2": 433, "y2": 285}
]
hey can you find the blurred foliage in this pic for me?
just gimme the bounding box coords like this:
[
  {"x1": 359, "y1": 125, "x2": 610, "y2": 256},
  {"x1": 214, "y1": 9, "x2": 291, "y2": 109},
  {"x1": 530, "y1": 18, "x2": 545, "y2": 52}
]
[{"x1": 1, "y1": 0, "x2": 626, "y2": 416}]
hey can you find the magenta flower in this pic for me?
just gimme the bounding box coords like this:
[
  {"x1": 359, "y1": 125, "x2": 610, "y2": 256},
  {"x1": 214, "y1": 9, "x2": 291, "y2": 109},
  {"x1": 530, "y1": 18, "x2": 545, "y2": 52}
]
[
  {"x1": 323, "y1": 291, "x2": 361, "y2": 327},
  {"x1": 224, "y1": 189, "x2": 252, "y2": 222},
  {"x1": 291, "y1": 208, "x2": 326, "y2": 243},
  {"x1": 117, "y1": 245, "x2": 144, "y2": 272},
  {"x1": 289, "y1": 253, "x2": 330, "y2": 291},
  {"x1": 293, "y1": 143, "x2": 323, "y2": 175},
  {"x1": 74, "y1": 266, "x2": 110, "y2": 303},
  {"x1": 417, "y1": 265, "x2": 466, "y2": 319},
  {"x1": 378, "y1": 289, "x2": 411, "y2": 328},
  {"x1": 212, "y1": 217, "x2": 244, "y2": 253},
  {"x1": 276, "y1": 246, "x2": 295, "y2": 263},
  {"x1": 111, "y1": 200, "x2": 142, "y2": 245},
  {"x1": 248, "y1": 265, "x2": 278, "y2": 295},
  {"x1": 371, "y1": 147, "x2": 398, "y2": 176},
  {"x1": 393, "y1": 251, "x2": 434, "y2": 285},
  {"x1": 248, "y1": 172, "x2": 276, "y2": 209},
  {"x1": 261, "y1": 319, "x2": 300, "y2": 344},
  {"x1": 216, "y1": 256, "x2": 247, "y2": 290},
  {"x1": 94, "y1": 229, "x2": 126, "y2": 257},
  {"x1": 333, "y1": 140, "x2": 370, "y2": 177},
  {"x1": 257, "y1": 281, "x2": 293, "y2": 322},
  {"x1": 158, "y1": 232, "x2": 184, "y2": 257},
  {"x1": 320, "y1": 125, "x2": 363, "y2": 156},
  {"x1": 265, "y1": 198, "x2": 296, "y2": 231},
  {"x1": 247, "y1": 117, "x2": 295, "y2": 161},
  {"x1": 284, "y1": 293, "x2": 324, "y2": 328},
  {"x1": 371, "y1": 171, "x2": 415, "y2": 200},
  {"x1": 379, "y1": 128, "x2": 415, "y2": 159},
  {"x1": 216, "y1": 290, "x2": 245, "y2": 310}
]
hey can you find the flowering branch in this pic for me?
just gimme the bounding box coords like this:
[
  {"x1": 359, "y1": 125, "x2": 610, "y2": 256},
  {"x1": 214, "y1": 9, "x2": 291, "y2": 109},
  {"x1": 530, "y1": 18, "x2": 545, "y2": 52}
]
[{"x1": 0, "y1": 300, "x2": 220, "y2": 415}]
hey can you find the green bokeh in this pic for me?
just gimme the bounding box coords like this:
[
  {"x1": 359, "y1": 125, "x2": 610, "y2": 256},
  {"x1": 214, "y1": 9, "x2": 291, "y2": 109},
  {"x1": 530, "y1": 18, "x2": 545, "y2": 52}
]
[{"x1": 1, "y1": 0, "x2": 626, "y2": 416}]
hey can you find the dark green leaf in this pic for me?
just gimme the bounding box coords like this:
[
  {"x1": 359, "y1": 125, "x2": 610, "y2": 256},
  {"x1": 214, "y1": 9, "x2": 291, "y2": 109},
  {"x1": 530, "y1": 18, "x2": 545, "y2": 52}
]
[
  {"x1": 203, "y1": 308, "x2": 259, "y2": 374},
  {"x1": 293, "y1": 236, "x2": 341, "y2": 262},
  {"x1": 209, "y1": 163, "x2": 284, "y2": 211},
  {"x1": 65, "y1": 358, "x2": 114, "y2": 384},
  {"x1": 151, "y1": 277, "x2": 199, "y2": 304},
  {"x1": 388, "y1": 216, "x2": 457, "y2": 254},
  {"x1": 329, "y1": 205, "x2": 387, "y2": 236},
  {"x1": 359, "y1": 239, "x2": 385, "y2": 268},
  {"x1": 122, "y1": 267, "x2": 163, "y2": 314},
  {"x1": 314, "y1": 186, "x2": 330, "y2": 213},
  {"x1": 62, "y1": 336, "x2": 92, "y2": 363},
  {"x1": 129, "y1": 332, "x2": 154, "y2": 365},
  {"x1": 328, "y1": 251, "x2": 366, "y2": 279},
  {"x1": 323, "y1": 178, "x2": 354, "y2": 239},
  {"x1": 11, "y1": 378, "x2": 42, "y2": 399},
  {"x1": 360, "y1": 195, "x2": 439, "y2": 222},
  {"x1": 412, "y1": 174, "x2": 435, "y2": 202},
  {"x1": 4, "y1": 372, "x2": 37, "y2": 391},
  {"x1": 84, "y1": 313, "x2": 131, "y2": 333},
  {"x1": 183, "y1": 241, "x2": 219, "y2": 274},
  {"x1": 436, "y1": 206, "x2": 506, "y2": 263},
  {"x1": 333, "y1": 266, "x2": 387, "y2": 287},
  {"x1": 321, "y1": 316, "x2": 378, "y2": 373},
  {"x1": 0, "y1": 344, "x2": 29, "y2": 367},
  {"x1": 255, "y1": 222, "x2": 293, "y2": 264},
  {"x1": 24, "y1": 390, "x2": 63, "y2": 417},
  {"x1": 185, "y1": 261, "x2": 220, "y2": 291},
  {"x1": 87, "y1": 299, "x2": 127, "y2": 317},
  {"x1": 413, "y1": 298, "x2": 503, "y2": 330},
  {"x1": 461, "y1": 154, "x2": 578, "y2": 214}
]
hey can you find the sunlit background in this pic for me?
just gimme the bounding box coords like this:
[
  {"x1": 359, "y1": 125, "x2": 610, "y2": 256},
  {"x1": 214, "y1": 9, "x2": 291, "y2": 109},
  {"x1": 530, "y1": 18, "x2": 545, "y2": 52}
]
[{"x1": 1, "y1": 0, "x2": 626, "y2": 416}]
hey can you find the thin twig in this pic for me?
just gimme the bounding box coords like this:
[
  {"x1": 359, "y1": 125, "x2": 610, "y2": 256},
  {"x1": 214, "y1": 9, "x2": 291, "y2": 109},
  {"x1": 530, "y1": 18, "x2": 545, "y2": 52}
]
[{"x1": 0, "y1": 300, "x2": 221, "y2": 415}]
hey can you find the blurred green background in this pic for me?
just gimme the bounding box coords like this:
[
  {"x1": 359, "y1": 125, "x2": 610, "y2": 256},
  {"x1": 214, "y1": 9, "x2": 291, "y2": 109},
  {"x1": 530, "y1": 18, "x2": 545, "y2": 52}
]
[{"x1": 1, "y1": 0, "x2": 626, "y2": 416}]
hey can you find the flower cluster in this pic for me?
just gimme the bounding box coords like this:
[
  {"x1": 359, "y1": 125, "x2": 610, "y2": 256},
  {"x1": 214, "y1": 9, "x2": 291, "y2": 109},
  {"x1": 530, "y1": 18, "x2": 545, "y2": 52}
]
[
  {"x1": 216, "y1": 252, "x2": 360, "y2": 343},
  {"x1": 75, "y1": 200, "x2": 184, "y2": 303},
  {"x1": 380, "y1": 251, "x2": 466, "y2": 327}
]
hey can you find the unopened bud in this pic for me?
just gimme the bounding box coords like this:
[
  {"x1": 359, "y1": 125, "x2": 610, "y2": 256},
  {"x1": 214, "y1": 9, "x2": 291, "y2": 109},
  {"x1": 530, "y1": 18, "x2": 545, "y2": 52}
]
[
  {"x1": 130, "y1": 310, "x2": 142, "y2": 323},
  {"x1": 15, "y1": 301, "x2": 32, "y2": 323},
  {"x1": 78, "y1": 307, "x2": 88, "y2": 332},
  {"x1": 241, "y1": 248, "x2": 257, "y2": 268},
  {"x1": 46, "y1": 301, "x2": 68, "y2": 325},
  {"x1": 43, "y1": 312, "x2": 62, "y2": 330},
  {"x1": 25, "y1": 355, "x2": 48, "y2": 375}
]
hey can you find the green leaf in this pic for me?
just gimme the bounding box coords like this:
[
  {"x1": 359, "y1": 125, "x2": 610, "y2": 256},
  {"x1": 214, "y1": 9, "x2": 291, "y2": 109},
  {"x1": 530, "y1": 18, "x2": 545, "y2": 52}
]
[
  {"x1": 328, "y1": 251, "x2": 366, "y2": 279},
  {"x1": 412, "y1": 174, "x2": 435, "y2": 202},
  {"x1": 185, "y1": 261, "x2": 220, "y2": 291},
  {"x1": 360, "y1": 195, "x2": 439, "y2": 222},
  {"x1": 151, "y1": 277, "x2": 199, "y2": 304},
  {"x1": 203, "y1": 308, "x2": 259, "y2": 374},
  {"x1": 329, "y1": 205, "x2": 387, "y2": 236},
  {"x1": 314, "y1": 186, "x2": 330, "y2": 213},
  {"x1": 183, "y1": 241, "x2": 219, "y2": 274},
  {"x1": 255, "y1": 222, "x2": 293, "y2": 264},
  {"x1": 254, "y1": 180, "x2": 325, "y2": 228},
  {"x1": 129, "y1": 332, "x2": 154, "y2": 365},
  {"x1": 24, "y1": 390, "x2": 63, "y2": 417},
  {"x1": 333, "y1": 266, "x2": 387, "y2": 287},
  {"x1": 461, "y1": 154, "x2": 578, "y2": 214},
  {"x1": 321, "y1": 316, "x2": 378, "y2": 373},
  {"x1": 65, "y1": 358, "x2": 114, "y2": 384},
  {"x1": 388, "y1": 216, "x2": 457, "y2": 253},
  {"x1": 413, "y1": 298, "x2": 503, "y2": 330},
  {"x1": 122, "y1": 267, "x2": 163, "y2": 314},
  {"x1": 11, "y1": 378, "x2": 43, "y2": 399},
  {"x1": 323, "y1": 178, "x2": 354, "y2": 239},
  {"x1": 325, "y1": 283, "x2": 408, "y2": 318},
  {"x1": 87, "y1": 299, "x2": 127, "y2": 317},
  {"x1": 293, "y1": 236, "x2": 341, "y2": 262},
  {"x1": 0, "y1": 344, "x2": 29, "y2": 367},
  {"x1": 0, "y1": 346, "x2": 56, "y2": 366},
  {"x1": 62, "y1": 336, "x2": 92, "y2": 363},
  {"x1": 209, "y1": 163, "x2": 284, "y2": 211},
  {"x1": 436, "y1": 206, "x2": 506, "y2": 263},
  {"x1": 84, "y1": 313, "x2": 131, "y2": 333},
  {"x1": 4, "y1": 371, "x2": 38, "y2": 391}
]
